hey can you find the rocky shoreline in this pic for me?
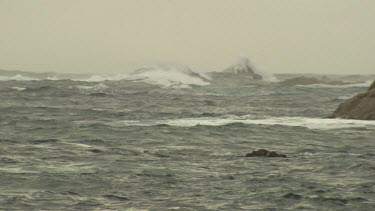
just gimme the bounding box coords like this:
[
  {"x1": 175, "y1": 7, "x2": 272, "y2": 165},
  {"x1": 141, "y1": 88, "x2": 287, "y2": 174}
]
[{"x1": 329, "y1": 80, "x2": 375, "y2": 120}]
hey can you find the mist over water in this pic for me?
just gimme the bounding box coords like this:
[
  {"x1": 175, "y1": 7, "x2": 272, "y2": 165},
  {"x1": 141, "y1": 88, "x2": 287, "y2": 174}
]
[{"x1": 0, "y1": 63, "x2": 374, "y2": 210}]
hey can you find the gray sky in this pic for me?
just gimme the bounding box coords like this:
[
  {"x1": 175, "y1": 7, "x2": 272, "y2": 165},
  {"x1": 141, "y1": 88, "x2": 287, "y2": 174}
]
[{"x1": 1, "y1": 0, "x2": 374, "y2": 74}]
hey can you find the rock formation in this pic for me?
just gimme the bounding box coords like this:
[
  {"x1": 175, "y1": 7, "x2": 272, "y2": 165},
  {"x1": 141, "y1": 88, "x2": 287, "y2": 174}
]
[
  {"x1": 245, "y1": 149, "x2": 287, "y2": 158},
  {"x1": 222, "y1": 57, "x2": 263, "y2": 80},
  {"x1": 329, "y1": 80, "x2": 375, "y2": 120}
]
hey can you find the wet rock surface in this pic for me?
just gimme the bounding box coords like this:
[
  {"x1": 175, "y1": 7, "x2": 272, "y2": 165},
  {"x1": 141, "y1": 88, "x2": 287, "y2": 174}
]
[
  {"x1": 329, "y1": 80, "x2": 375, "y2": 120},
  {"x1": 245, "y1": 149, "x2": 287, "y2": 158}
]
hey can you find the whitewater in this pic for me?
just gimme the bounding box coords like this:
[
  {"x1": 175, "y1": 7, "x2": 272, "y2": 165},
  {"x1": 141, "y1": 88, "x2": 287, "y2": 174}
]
[{"x1": 0, "y1": 66, "x2": 374, "y2": 210}]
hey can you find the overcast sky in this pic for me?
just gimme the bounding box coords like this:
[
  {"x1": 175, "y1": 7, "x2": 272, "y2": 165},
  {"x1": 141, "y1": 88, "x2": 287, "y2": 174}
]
[{"x1": 1, "y1": 0, "x2": 374, "y2": 74}]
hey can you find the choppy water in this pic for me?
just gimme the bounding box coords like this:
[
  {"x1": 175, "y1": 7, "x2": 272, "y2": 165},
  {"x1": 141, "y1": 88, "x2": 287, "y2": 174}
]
[{"x1": 0, "y1": 74, "x2": 374, "y2": 210}]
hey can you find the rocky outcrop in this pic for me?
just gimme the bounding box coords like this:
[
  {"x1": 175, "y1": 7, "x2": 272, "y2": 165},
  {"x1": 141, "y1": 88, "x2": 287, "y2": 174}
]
[
  {"x1": 329, "y1": 80, "x2": 375, "y2": 120},
  {"x1": 245, "y1": 149, "x2": 286, "y2": 158},
  {"x1": 369, "y1": 80, "x2": 375, "y2": 90},
  {"x1": 222, "y1": 57, "x2": 263, "y2": 80}
]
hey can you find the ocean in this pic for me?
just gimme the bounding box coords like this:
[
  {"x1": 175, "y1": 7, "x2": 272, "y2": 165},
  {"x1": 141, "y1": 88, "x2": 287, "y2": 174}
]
[{"x1": 0, "y1": 69, "x2": 374, "y2": 210}]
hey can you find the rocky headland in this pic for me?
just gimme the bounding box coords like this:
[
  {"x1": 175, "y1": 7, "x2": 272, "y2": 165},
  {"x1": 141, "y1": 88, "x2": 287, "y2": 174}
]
[{"x1": 329, "y1": 80, "x2": 375, "y2": 120}]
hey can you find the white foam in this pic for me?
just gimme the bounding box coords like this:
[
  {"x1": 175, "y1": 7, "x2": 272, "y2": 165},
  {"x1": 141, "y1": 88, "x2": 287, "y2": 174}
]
[
  {"x1": 0, "y1": 74, "x2": 63, "y2": 81},
  {"x1": 296, "y1": 80, "x2": 372, "y2": 88},
  {"x1": 127, "y1": 65, "x2": 210, "y2": 88},
  {"x1": 46, "y1": 76, "x2": 60, "y2": 80},
  {"x1": 71, "y1": 65, "x2": 210, "y2": 88},
  {"x1": 72, "y1": 74, "x2": 128, "y2": 82},
  {"x1": 225, "y1": 56, "x2": 278, "y2": 82},
  {"x1": 337, "y1": 94, "x2": 356, "y2": 100},
  {"x1": 0, "y1": 74, "x2": 39, "y2": 81},
  {"x1": 11, "y1": 86, "x2": 26, "y2": 91},
  {"x1": 75, "y1": 83, "x2": 108, "y2": 91},
  {"x1": 113, "y1": 116, "x2": 375, "y2": 130}
]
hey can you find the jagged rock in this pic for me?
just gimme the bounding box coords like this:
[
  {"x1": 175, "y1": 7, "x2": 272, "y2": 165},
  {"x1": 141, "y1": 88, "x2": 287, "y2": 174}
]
[
  {"x1": 223, "y1": 57, "x2": 263, "y2": 80},
  {"x1": 329, "y1": 80, "x2": 375, "y2": 120},
  {"x1": 245, "y1": 149, "x2": 286, "y2": 158}
]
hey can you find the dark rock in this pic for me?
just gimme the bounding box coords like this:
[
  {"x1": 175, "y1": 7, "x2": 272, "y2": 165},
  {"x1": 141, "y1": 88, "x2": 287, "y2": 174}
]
[
  {"x1": 245, "y1": 149, "x2": 286, "y2": 158},
  {"x1": 227, "y1": 175, "x2": 235, "y2": 180},
  {"x1": 88, "y1": 149, "x2": 103, "y2": 153},
  {"x1": 329, "y1": 80, "x2": 375, "y2": 120},
  {"x1": 89, "y1": 92, "x2": 111, "y2": 97},
  {"x1": 103, "y1": 194, "x2": 129, "y2": 201},
  {"x1": 222, "y1": 57, "x2": 263, "y2": 80},
  {"x1": 283, "y1": 193, "x2": 302, "y2": 200}
]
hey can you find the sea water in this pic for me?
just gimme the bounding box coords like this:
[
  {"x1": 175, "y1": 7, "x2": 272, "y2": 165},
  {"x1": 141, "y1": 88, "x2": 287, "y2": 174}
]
[{"x1": 0, "y1": 70, "x2": 374, "y2": 210}]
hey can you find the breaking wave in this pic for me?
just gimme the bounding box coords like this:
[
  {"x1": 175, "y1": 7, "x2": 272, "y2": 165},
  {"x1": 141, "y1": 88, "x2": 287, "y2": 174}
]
[
  {"x1": 72, "y1": 75, "x2": 128, "y2": 82},
  {"x1": 74, "y1": 65, "x2": 210, "y2": 88},
  {"x1": 223, "y1": 57, "x2": 278, "y2": 82},
  {"x1": 127, "y1": 65, "x2": 210, "y2": 88},
  {"x1": 0, "y1": 74, "x2": 39, "y2": 81},
  {"x1": 111, "y1": 115, "x2": 375, "y2": 130}
]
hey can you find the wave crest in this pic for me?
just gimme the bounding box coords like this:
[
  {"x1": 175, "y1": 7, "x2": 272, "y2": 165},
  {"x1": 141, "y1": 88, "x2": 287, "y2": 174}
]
[
  {"x1": 111, "y1": 115, "x2": 375, "y2": 130},
  {"x1": 71, "y1": 65, "x2": 210, "y2": 88},
  {"x1": 0, "y1": 74, "x2": 39, "y2": 81},
  {"x1": 127, "y1": 65, "x2": 210, "y2": 88}
]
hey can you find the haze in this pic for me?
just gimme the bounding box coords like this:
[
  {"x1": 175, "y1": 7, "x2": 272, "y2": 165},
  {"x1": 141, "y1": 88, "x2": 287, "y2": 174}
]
[{"x1": 1, "y1": 0, "x2": 374, "y2": 74}]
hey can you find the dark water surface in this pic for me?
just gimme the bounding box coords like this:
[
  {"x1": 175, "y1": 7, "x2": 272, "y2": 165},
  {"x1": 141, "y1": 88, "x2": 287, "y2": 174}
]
[{"x1": 1, "y1": 78, "x2": 374, "y2": 210}]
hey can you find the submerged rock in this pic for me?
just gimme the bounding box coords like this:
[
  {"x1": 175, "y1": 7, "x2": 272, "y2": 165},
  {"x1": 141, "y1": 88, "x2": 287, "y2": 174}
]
[
  {"x1": 245, "y1": 149, "x2": 286, "y2": 158},
  {"x1": 329, "y1": 80, "x2": 375, "y2": 120},
  {"x1": 89, "y1": 92, "x2": 112, "y2": 97}
]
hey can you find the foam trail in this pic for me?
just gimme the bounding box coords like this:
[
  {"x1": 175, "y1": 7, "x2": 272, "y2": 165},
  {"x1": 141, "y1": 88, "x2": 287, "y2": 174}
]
[
  {"x1": 0, "y1": 74, "x2": 39, "y2": 81},
  {"x1": 113, "y1": 116, "x2": 375, "y2": 130},
  {"x1": 72, "y1": 74, "x2": 128, "y2": 82},
  {"x1": 336, "y1": 94, "x2": 356, "y2": 100},
  {"x1": 11, "y1": 87, "x2": 26, "y2": 91},
  {"x1": 74, "y1": 83, "x2": 108, "y2": 91},
  {"x1": 296, "y1": 80, "x2": 372, "y2": 88}
]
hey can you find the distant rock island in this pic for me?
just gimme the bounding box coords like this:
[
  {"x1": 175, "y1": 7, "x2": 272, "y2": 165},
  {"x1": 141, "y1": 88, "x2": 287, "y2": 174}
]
[
  {"x1": 222, "y1": 57, "x2": 263, "y2": 80},
  {"x1": 210, "y1": 57, "x2": 263, "y2": 82},
  {"x1": 329, "y1": 80, "x2": 375, "y2": 120}
]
